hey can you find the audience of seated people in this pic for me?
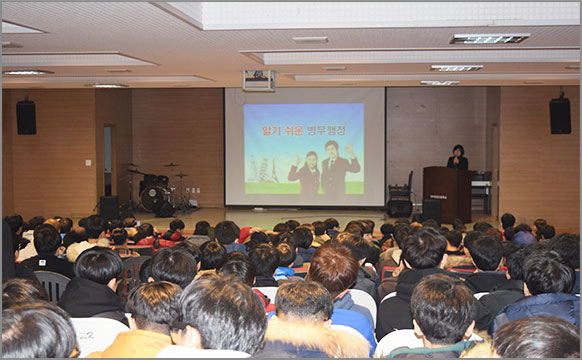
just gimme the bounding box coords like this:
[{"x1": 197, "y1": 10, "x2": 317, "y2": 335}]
[
  {"x1": 161, "y1": 219, "x2": 186, "y2": 242},
  {"x1": 463, "y1": 235, "x2": 508, "y2": 292},
  {"x1": 21, "y1": 223, "x2": 75, "y2": 278}
]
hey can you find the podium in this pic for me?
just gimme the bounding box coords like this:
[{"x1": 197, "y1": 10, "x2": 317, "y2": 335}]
[{"x1": 423, "y1": 166, "x2": 471, "y2": 224}]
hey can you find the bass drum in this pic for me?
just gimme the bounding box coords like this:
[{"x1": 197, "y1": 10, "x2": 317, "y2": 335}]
[{"x1": 140, "y1": 186, "x2": 169, "y2": 212}]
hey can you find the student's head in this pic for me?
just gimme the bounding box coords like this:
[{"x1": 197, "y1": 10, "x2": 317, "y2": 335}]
[
  {"x1": 393, "y1": 224, "x2": 413, "y2": 248},
  {"x1": 122, "y1": 217, "x2": 137, "y2": 228},
  {"x1": 150, "y1": 247, "x2": 197, "y2": 289},
  {"x1": 445, "y1": 230, "x2": 463, "y2": 249},
  {"x1": 126, "y1": 281, "x2": 182, "y2": 333},
  {"x1": 292, "y1": 227, "x2": 313, "y2": 249},
  {"x1": 303, "y1": 151, "x2": 318, "y2": 170},
  {"x1": 33, "y1": 224, "x2": 62, "y2": 256},
  {"x1": 74, "y1": 247, "x2": 123, "y2": 285},
  {"x1": 549, "y1": 233, "x2": 580, "y2": 269},
  {"x1": 325, "y1": 140, "x2": 339, "y2": 159},
  {"x1": 4, "y1": 214, "x2": 24, "y2": 234},
  {"x1": 273, "y1": 222, "x2": 291, "y2": 233},
  {"x1": 380, "y1": 222, "x2": 395, "y2": 237},
  {"x1": 199, "y1": 241, "x2": 227, "y2": 271},
  {"x1": 503, "y1": 226, "x2": 516, "y2": 242},
  {"x1": 216, "y1": 252, "x2": 256, "y2": 286},
  {"x1": 500, "y1": 213, "x2": 516, "y2": 229},
  {"x1": 311, "y1": 221, "x2": 326, "y2": 236},
  {"x1": 401, "y1": 227, "x2": 447, "y2": 270},
  {"x1": 484, "y1": 228, "x2": 504, "y2": 242},
  {"x1": 285, "y1": 219, "x2": 300, "y2": 231},
  {"x1": 514, "y1": 223, "x2": 532, "y2": 233},
  {"x1": 2, "y1": 302, "x2": 79, "y2": 358},
  {"x1": 511, "y1": 230, "x2": 537, "y2": 246},
  {"x1": 421, "y1": 219, "x2": 439, "y2": 229},
  {"x1": 473, "y1": 221, "x2": 493, "y2": 233},
  {"x1": 108, "y1": 219, "x2": 122, "y2": 232},
  {"x1": 410, "y1": 274, "x2": 476, "y2": 346},
  {"x1": 536, "y1": 224, "x2": 555, "y2": 240},
  {"x1": 177, "y1": 273, "x2": 267, "y2": 354},
  {"x1": 468, "y1": 236, "x2": 503, "y2": 271},
  {"x1": 336, "y1": 232, "x2": 369, "y2": 262},
  {"x1": 25, "y1": 215, "x2": 46, "y2": 232},
  {"x1": 276, "y1": 242, "x2": 296, "y2": 267},
  {"x1": 173, "y1": 241, "x2": 202, "y2": 265},
  {"x1": 533, "y1": 218, "x2": 547, "y2": 232},
  {"x1": 111, "y1": 227, "x2": 129, "y2": 246},
  {"x1": 84, "y1": 214, "x2": 109, "y2": 239},
  {"x1": 214, "y1": 220, "x2": 240, "y2": 245},
  {"x1": 452, "y1": 144, "x2": 464, "y2": 156},
  {"x1": 250, "y1": 230, "x2": 269, "y2": 244},
  {"x1": 134, "y1": 223, "x2": 155, "y2": 241},
  {"x1": 452, "y1": 218, "x2": 466, "y2": 232},
  {"x1": 169, "y1": 219, "x2": 185, "y2": 232},
  {"x1": 493, "y1": 315, "x2": 580, "y2": 358},
  {"x1": 504, "y1": 246, "x2": 532, "y2": 280},
  {"x1": 62, "y1": 228, "x2": 88, "y2": 248},
  {"x1": 275, "y1": 281, "x2": 333, "y2": 323},
  {"x1": 324, "y1": 218, "x2": 340, "y2": 231},
  {"x1": 249, "y1": 243, "x2": 279, "y2": 277},
  {"x1": 462, "y1": 230, "x2": 483, "y2": 255},
  {"x1": 523, "y1": 250, "x2": 575, "y2": 295},
  {"x1": 272, "y1": 231, "x2": 293, "y2": 247},
  {"x1": 60, "y1": 217, "x2": 73, "y2": 234},
  {"x1": 2, "y1": 278, "x2": 49, "y2": 309},
  {"x1": 194, "y1": 220, "x2": 210, "y2": 235},
  {"x1": 307, "y1": 242, "x2": 358, "y2": 299}
]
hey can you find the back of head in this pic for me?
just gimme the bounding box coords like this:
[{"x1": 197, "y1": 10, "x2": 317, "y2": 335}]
[
  {"x1": 463, "y1": 231, "x2": 483, "y2": 253},
  {"x1": 505, "y1": 247, "x2": 532, "y2": 280},
  {"x1": 170, "y1": 219, "x2": 185, "y2": 232},
  {"x1": 484, "y1": 228, "x2": 503, "y2": 242},
  {"x1": 2, "y1": 302, "x2": 78, "y2": 358},
  {"x1": 503, "y1": 226, "x2": 516, "y2": 242},
  {"x1": 533, "y1": 218, "x2": 547, "y2": 230},
  {"x1": 173, "y1": 241, "x2": 202, "y2": 264},
  {"x1": 312, "y1": 221, "x2": 326, "y2": 236},
  {"x1": 74, "y1": 247, "x2": 123, "y2": 284},
  {"x1": 445, "y1": 230, "x2": 463, "y2": 249},
  {"x1": 194, "y1": 220, "x2": 210, "y2": 235},
  {"x1": 324, "y1": 218, "x2": 339, "y2": 231},
  {"x1": 178, "y1": 273, "x2": 267, "y2": 354},
  {"x1": 493, "y1": 315, "x2": 580, "y2": 358},
  {"x1": 285, "y1": 219, "x2": 300, "y2": 231},
  {"x1": 421, "y1": 219, "x2": 439, "y2": 229},
  {"x1": 111, "y1": 227, "x2": 128, "y2": 246},
  {"x1": 523, "y1": 250, "x2": 574, "y2": 295},
  {"x1": 200, "y1": 241, "x2": 227, "y2": 270},
  {"x1": 25, "y1": 215, "x2": 46, "y2": 232},
  {"x1": 272, "y1": 231, "x2": 293, "y2": 247},
  {"x1": 536, "y1": 224, "x2": 555, "y2": 240},
  {"x1": 307, "y1": 242, "x2": 358, "y2": 298},
  {"x1": 452, "y1": 218, "x2": 466, "y2": 232},
  {"x1": 401, "y1": 227, "x2": 447, "y2": 269},
  {"x1": 336, "y1": 232, "x2": 369, "y2": 261},
  {"x1": 60, "y1": 217, "x2": 73, "y2": 234},
  {"x1": 150, "y1": 247, "x2": 197, "y2": 289},
  {"x1": 214, "y1": 220, "x2": 240, "y2": 245},
  {"x1": 473, "y1": 221, "x2": 493, "y2": 233},
  {"x1": 549, "y1": 233, "x2": 580, "y2": 269},
  {"x1": 4, "y1": 214, "x2": 24, "y2": 233},
  {"x1": 276, "y1": 242, "x2": 296, "y2": 267},
  {"x1": 514, "y1": 223, "x2": 532, "y2": 233},
  {"x1": 292, "y1": 227, "x2": 313, "y2": 249},
  {"x1": 63, "y1": 228, "x2": 88, "y2": 248},
  {"x1": 108, "y1": 219, "x2": 122, "y2": 232},
  {"x1": 33, "y1": 224, "x2": 62, "y2": 256},
  {"x1": 500, "y1": 213, "x2": 516, "y2": 229},
  {"x1": 468, "y1": 236, "x2": 503, "y2": 271},
  {"x1": 343, "y1": 220, "x2": 365, "y2": 237},
  {"x1": 275, "y1": 281, "x2": 333, "y2": 323},
  {"x1": 250, "y1": 231, "x2": 269, "y2": 244},
  {"x1": 134, "y1": 223, "x2": 155, "y2": 241},
  {"x1": 216, "y1": 252, "x2": 256, "y2": 286},
  {"x1": 249, "y1": 243, "x2": 279, "y2": 276},
  {"x1": 127, "y1": 281, "x2": 182, "y2": 331},
  {"x1": 2, "y1": 278, "x2": 49, "y2": 309},
  {"x1": 122, "y1": 217, "x2": 137, "y2": 228},
  {"x1": 273, "y1": 222, "x2": 291, "y2": 233},
  {"x1": 380, "y1": 223, "x2": 395, "y2": 236},
  {"x1": 84, "y1": 214, "x2": 109, "y2": 239},
  {"x1": 411, "y1": 274, "x2": 476, "y2": 345}
]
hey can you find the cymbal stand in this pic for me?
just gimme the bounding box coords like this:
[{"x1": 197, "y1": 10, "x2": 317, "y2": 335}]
[{"x1": 120, "y1": 171, "x2": 138, "y2": 211}]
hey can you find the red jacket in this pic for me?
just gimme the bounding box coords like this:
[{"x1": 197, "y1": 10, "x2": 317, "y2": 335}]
[{"x1": 135, "y1": 236, "x2": 180, "y2": 249}]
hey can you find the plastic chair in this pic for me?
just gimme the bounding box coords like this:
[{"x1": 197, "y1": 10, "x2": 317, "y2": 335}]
[
  {"x1": 252, "y1": 286, "x2": 278, "y2": 304},
  {"x1": 34, "y1": 270, "x2": 71, "y2": 303},
  {"x1": 349, "y1": 289, "x2": 377, "y2": 326},
  {"x1": 117, "y1": 256, "x2": 151, "y2": 303},
  {"x1": 70, "y1": 317, "x2": 130, "y2": 357},
  {"x1": 473, "y1": 292, "x2": 489, "y2": 300},
  {"x1": 374, "y1": 329, "x2": 482, "y2": 357},
  {"x1": 380, "y1": 291, "x2": 397, "y2": 303},
  {"x1": 156, "y1": 345, "x2": 250, "y2": 358}
]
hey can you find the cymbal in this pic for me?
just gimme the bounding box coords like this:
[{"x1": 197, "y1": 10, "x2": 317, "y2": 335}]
[
  {"x1": 164, "y1": 162, "x2": 180, "y2": 167},
  {"x1": 175, "y1": 173, "x2": 188, "y2": 178},
  {"x1": 127, "y1": 169, "x2": 145, "y2": 175}
]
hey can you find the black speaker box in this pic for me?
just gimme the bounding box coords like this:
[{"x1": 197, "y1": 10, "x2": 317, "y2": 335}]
[
  {"x1": 154, "y1": 200, "x2": 175, "y2": 218},
  {"x1": 550, "y1": 97, "x2": 571, "y2": 134},
  {"x1": 16, "y1": 100, "x2": 37, "y2": 135},
  {"x1": 99, "y1": 196, "x2": 119, "y2": 221},
  {"x1": 422, "y1": 199, "x2": 441, "y2": 225},
  {"x1": 387, "y1": 200, "x2": 412, "y2": 218}
]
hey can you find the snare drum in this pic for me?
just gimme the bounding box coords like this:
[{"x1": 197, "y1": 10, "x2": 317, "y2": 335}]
[{"x1": 140, "y1": 186, "x2": 169, "y2": 212}]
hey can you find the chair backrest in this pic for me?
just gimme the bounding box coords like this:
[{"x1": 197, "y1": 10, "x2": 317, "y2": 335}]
[
  {"x1": 117, "y1": 256, "x2": 151, "y2": 302},
  {"x1": 380, "y1": 291, "x2": 397, "y2": 303},
  {"x1": 252, "y1": 286, "x2": 278, "y2": 304},
  {"x1": 374, "y1": 328, "x2": 482, "y2": 357},
  {"x1": 381, "y1": 266, "x2": 397, "y2": 281},
  {"x1": 127, "y1": 245, "x2": 154, "y2": 256},
  {"x1": 70, "y1": 317, "x2": 129, "y2": 358},
  {"x1": 473, "y1": 292, "x2": 489, "y2": 300},
  {"x1": 348, "y1": 289, "x2": 377, "y2": 326},
  {"x1": 34, "y1": 270, "x2": 71, "y2": 303}
]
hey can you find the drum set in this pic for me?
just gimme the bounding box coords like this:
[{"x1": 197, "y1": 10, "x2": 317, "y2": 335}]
[{"x1": 123, "y1": 162, "x2": 192, "y2": 214}]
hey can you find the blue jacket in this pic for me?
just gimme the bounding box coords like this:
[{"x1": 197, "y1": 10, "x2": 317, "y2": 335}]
[
  {"x1": 274, "y1": 266, "x2": 295, "y2": 281},
  {"x1": 334, "y1": 291, "x2": 374, "y2": 328},
  {"x1": 490, "y1": 292, "x2": 580, "y2": 334},
  {"x1": 224, "y1": 242, "x2": 247, "y2": 255}
]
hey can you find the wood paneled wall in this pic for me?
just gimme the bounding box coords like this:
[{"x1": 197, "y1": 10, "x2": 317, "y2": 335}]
[
  {"x1": 131, "y1": 89, "x2": 224, "y2": 207},
  {"x1": 499, "y1": 86, "x2": 580, "y2": 233}
]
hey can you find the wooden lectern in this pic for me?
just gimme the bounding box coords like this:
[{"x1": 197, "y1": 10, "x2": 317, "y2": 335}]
[{"x1": 423, "y1": 166, "x2": 472, "y2": 224}]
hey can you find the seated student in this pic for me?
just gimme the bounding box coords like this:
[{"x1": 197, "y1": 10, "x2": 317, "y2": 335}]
[
  {"x1": 444, "y1": 230, "x2": 472, "y2": 268},
  {"x1": 2, "y1": 278, "x2": 49, "y2": 308},
  {"x1": 532, "y1": 218, "x2": 547, "y2": 237},
  {"x1": 215, "y1": 220, "x2": 247, "y2": 254},
  {"x1": 336, "y1": 232, "x2": 378, "y2": 303},
  {"x1": 58, "y1": 247, "x2": 127, "y2": 325},
  {"x1": 162, "y1": 219, "x2": 186, "y2": 242},
  {"x1": 273, "y1": 222, "x2": 291, "y2": 233},
  {"x1": 87, "y1": 281, "x2": 182, "y2": 358},
  {"x1": 387, "y1": 274, "x2": 478, "y2": 358},
  {"x1": 263, "y1": 281, "x2": 370, "y2": 358},
  {"x1": 249, "y1": 243, "x2": 280, "y2": 287},
  {"x1": 67, "y1": 214, "x2": 111, "y2": 262},
  {"x1": 149, "y1": 247, "x2": 197, "y2": 289},
  {"x1": 312, "y1": 220, "x2": 330, "y2": 246},
  {"x1": 285, "y1": 219, "x2": 300, "y2": 231},
  {"x1": 379, "y1": 222, "x2": 396, "y2": 248},
  {"x1": 463, "y1": 236, "x2": 508, "y2": 293},
  {"x1": 274, "y1": 242, "x2": 298, "y2": 281},
  {"x1": 2, "y1": 302, "x2": 80, "y2": 358},
  {"x1": 500, "y1": 213, "x2": 515, "y2": 233},
  {"x1": 292, "y1": 227, "x2": 316, "y2": 264},
  {"x1": 198, "y1": 241, "x2": 226, "y2": 276},
  {"x1": 549, "y1": 233, "x2": 580, "y2": 294},
  {"x1": 492, "y1": 315, "x2": 580, "y2": 358},
  {"x1": 511, "y1": 230, "x2": 537, "y2": 246},
  {"x1": 110, "y1": 228, "x2": 140, "y2": 257},
  {"x1": 323, "y1": 218, "x2": 340, "y2": 239},
  {"x1": 535, "y1": 224, "x2": 555, "y2": 242},
  {"x1": 169, "y1": 273, "x2": 268, "y2": 355},
  {"x1": 186, "y1": 220, "x2": 211, "y2": 247},
  {"x1": 473, "y1": 221, "x2": 493, "y2": 233},
  {"x1": 490, "y1": 250, "x2": 580, "y2": 333},
  {"x1": 22, "y1": 224, "x2": 75, "y2": 278}
]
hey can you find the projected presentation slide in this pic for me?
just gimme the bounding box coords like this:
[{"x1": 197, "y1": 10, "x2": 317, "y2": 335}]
[{"x1": 225, "y1": 87, "x2": 385, "y2": 207}]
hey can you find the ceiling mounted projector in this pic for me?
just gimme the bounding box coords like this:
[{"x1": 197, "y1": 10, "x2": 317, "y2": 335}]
[{"x1": 242, "y1": 70, "x2": 275, "y2": 92}]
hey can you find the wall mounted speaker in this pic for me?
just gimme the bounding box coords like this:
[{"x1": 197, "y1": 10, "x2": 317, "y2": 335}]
[
  {"x1": 16, "y1": 98, "x2": 36, "y2": 135},
  {"x1": 550, "y1": 96, "x2": 571, "y2": 134},
  {"x1": 99, "y1": 196, "x2": 119, "y2": 221}
]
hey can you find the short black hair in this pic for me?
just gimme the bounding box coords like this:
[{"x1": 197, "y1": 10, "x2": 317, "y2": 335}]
[
  {"x1": 533, "y1": 218, "x2": 547, "y2": 229},
  {"x1": 84, "y1": 215, "x2": 109, "y2": 239},
  {"x1": 523, "y1": 251, "x2": 575, "y2": 295},
  {"x1": 272, "y1": 231, "x2": 293, "y2": 247},
  {"x1": 4, "y1": 214, "x2": 24, "y2": 233},
  {"x1": 108, "y1": 219, "x2": 122, "y2": 232},
  {"x1": 273, "y1": 223, "x2": 291, "y2": 233},
  {"x1": 504, "y1": 246, "x2": 532, "y2": 280},
  {"x1": 324, "y1": 218, "x2": 339, "y2": 230},
  {"x1": 468, "y1": 236, "x2": 503, "y2": 271},
  {"x1": 452, "y1": 144, "x2": 465, "y2": 156},
  {"x1": 74, "y1": 247, "x2": 123, "y2": 284},
  {"x1": 214, "y1": 221, "x2": 240, "y2": 245},
  {"x1": 216, "y1": 252, "x2": 256, "y2": 286},
  {"x1": 493, "y1": 315, "x2": 580, "y2": 358},
  {"x1": 33, "y1": 224, "x2": 62, "y2": 256},
  {"x1": 401, "y1": 227, "x2": 447, "y2": 269},
  {"x1": 62, "y1": 228, "x2": 88, "y2": 248},
  {"x1": 549, "y1": 233, "x2": 580, "y2": 269},
  {"x1": 194, "y1": 220, "x2": 210, "y2": 235},
  {"x1": 292, "y1": 227, "x2": 313, "y2": 249},
  {"x1": 411, "y1": 274, "x2": 476, "y2": 345},
  {"x1": 178, "y1": 273, "x2": 267, "y2": 354},
  {"x1": 275, "y1": 281, "x2": 333, "y2": 323},
  {"x1": 173, "y1": 241, "x2": 202, "y2": 264},
  {"x1": 514, "y1": 223, "x2": 532, "y2": 233},
  {"x1": 275, "y1": 242, "x2": 296, "y2": 267},
  {"x1": 250, "y1": 231, "x2": 269, "y2": 244},
  {"x1": 150, "y1": 247, "x2": 197, "y2": 289},
  {"x1": 473, "y1": 221, "x2": 493, "y2": 233},
  {"x1": 500, "y1": 213, "x2": 516, "y2": 229},
  {"x1": 312, "y1": 221, "x2": 326, "y2": 236},
  {"x1": 111, "y1": 228, "x2": 128, "y2": 246},
  {"x1": 380, "y1": 223, "x2": 395, "y2": 236},
  {"x1": 2, "y1": 278, "x2": 49, "y2": 309},
  {"x1": 24, "y1": 216, "x2": 45, "y2": 232},
  {"x1": 2, "y1": 302, "x2": 78, "y2": 358},
  {"x1": 503, "y1": 226, "x2": 516, "y2": 242},
  {"x1": 462, "y1": 231, "x2": 483, "y2": 253},
  {"x1": 126, "y1": 281, "x2": 182, "y2": 331},
  {"x1": 139, "y1": 258, "x2": 152, "y2": 284},
  {"x1": 421, "y1": 219, "x2": 439, "y2": 229},
  {"x1": 452, "y1": 218, "x2": 466, "y2": 232},
  {"x1": 285, "y1": 219, "x2": 300, "y2": 231},
  {"x1": 134, "y1": 223, "x2": 155, "y2": 241},
  {"x1": 59, "y1": 217, "x2": 73, "y2": 234},
  {"x1": 536, "y1": 224, "x2": 555, "y2": 240},
  {"x1": 169, "y1": 219, "x2": 185, "y2": 231},
  {"x1": 325, "y1": 140, "x2": 338, "y2": 151},
  {"x1": 200, "y1": 241, "x2": 227, "y2": 270},
  {"x1": 249, "y1": 243, "x2": 279, "y2": 277},
  {"x1": 445, "y1": 230, "x2": 463, "y2": 248},
  {"x1": 338, "y1": 232, "x2": 369, "y2": 261}
]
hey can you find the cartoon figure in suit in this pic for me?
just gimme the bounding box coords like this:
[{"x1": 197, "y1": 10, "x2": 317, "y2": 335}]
[{"x1": 320, "y1": 140, "x2": 360, "y2": 195}]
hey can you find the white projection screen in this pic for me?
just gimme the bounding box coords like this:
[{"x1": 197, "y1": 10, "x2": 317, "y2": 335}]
[{"x1": 225, "y1": 87, "x2": 385, "y2": 207}]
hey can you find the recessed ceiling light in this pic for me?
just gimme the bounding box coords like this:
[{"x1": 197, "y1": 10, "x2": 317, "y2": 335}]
[
  {"x1": 3, "y1": 69, "x2": 54, "y2": 75},
  {"x1": 292, "y1": 36, "x2": 329, "y2": 44},
  {"x1": 420, "y1": 80, "x2": 460, "y2": 86},
  {"x1": 2, "y1": 41, "x2": 23, "y2": 48},
  {"x1": 565, "y1": 65, "x2": 580, "y2": 69},
  {"x1": 322, "y1": 66, "x2": 347, "y2": 71},
  {"x1": 87, "y1": 84, "x2": 129, "y2": 88},
  {"x1": 431, "y1": 65, "x2": 483, "y2": 72},
  {"x1": 451, "y1": 34, "x2": 530, "y2": 44}
]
